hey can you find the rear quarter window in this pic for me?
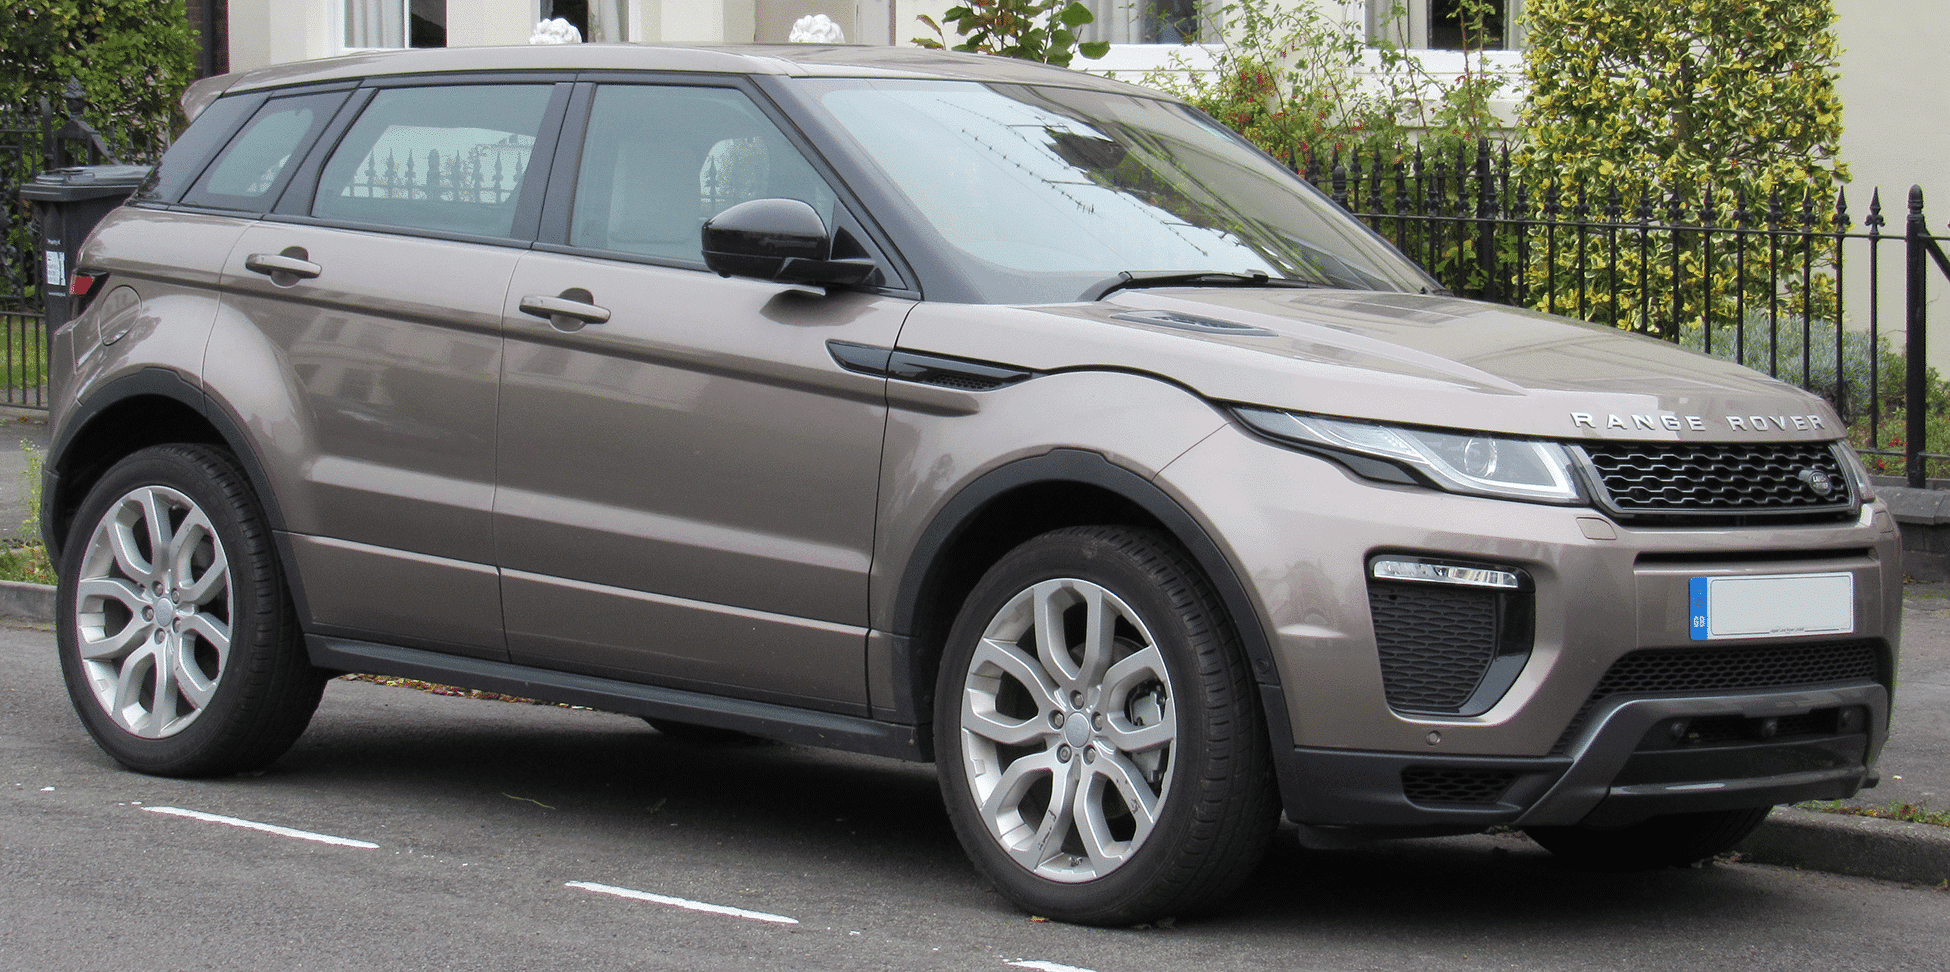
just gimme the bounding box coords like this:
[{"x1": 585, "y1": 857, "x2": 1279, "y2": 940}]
[{"x1": 180, "y1": 92, "x2": 347, "y2": 212}]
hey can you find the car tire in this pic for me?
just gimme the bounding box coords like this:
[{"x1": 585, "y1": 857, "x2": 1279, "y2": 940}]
[
  {"x1": 57, "y1": 444, "x2": 325, "y2": 777},
  {"x1": 934, "y1": 526, "x2": 1279, "y2": 926},
  {"x1": 1523, "y1": 806, "x2": 1774, "y2": 870}
]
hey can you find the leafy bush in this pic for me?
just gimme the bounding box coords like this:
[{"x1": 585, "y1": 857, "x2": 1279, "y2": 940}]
[
  {"x1": 914, "y1": 1, "x2": 1110, "y2": 67},
  {"x1": 0, "y1": 440, "x2": 50, "y2": 585},
  {"x1": 1514, "y1": 0, "x2": 1847, "y2": 336},
  {"x1": 1138, "y1": 0, "x2": 1506, "y2": 168},
  {"x1": 1, "y1": 0, "x2": 196, "y2": 303},
  {"x1": 1679, "y1": 313, "x2": 1915, "y2": 423},
  {"x1": 0, "y1": 0, "x2": 196, "y2": 161}
]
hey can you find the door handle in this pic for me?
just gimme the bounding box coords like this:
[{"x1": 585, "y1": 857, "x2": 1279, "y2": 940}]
[
  {"x1": 519, "y1": 288, "x2": 611, "y2": 331},
  {"x1": 244, "y1": 247, "x2": 322, "y2": 285}
]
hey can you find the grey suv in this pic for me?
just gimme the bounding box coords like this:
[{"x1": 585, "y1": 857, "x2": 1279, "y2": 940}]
[{"x1": 45, "y1": 44, "x2": 1898, "y2": 925}]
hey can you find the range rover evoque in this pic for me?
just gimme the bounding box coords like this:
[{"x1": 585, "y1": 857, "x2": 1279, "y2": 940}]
[{"x1": 45, "y1": 44, "x2": 1899, "y2": 925}]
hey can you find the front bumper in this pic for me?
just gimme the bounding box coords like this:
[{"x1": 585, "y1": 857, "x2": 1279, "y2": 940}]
[
  {"x1": 1279, "y1": 682, "x2": 1885, "y2": 829},
  {"x1": 1156, "y1": 425, "x2": 1901, "y2": 829}
]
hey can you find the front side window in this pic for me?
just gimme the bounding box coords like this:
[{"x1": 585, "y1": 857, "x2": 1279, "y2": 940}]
[
  {"x1": 568, "y1": 85, "x2": 836, "y2": 264},
  {"x1": 312, "y1": 84, "x2": 551, "y2": 238},
  {"x1": 805, "y1": 79, "x2": 1431, "y2": 303}
]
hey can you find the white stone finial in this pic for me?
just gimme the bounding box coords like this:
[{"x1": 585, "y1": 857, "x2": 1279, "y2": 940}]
[
  {"x1": 789, "y1": 14, "x2": 846, "y2": 44},
  {"x1": 530, "y1": 18, "x2": 583, "y2": 45}
]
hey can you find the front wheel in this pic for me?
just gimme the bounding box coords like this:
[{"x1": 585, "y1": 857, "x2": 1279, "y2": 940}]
[
  {"x1": 57, "y1": 444, "x2": 324, "y2": 777},
  {"x1": 934, "y1": 526, "x2": 1278, "y2": 926},
  {"x1": 1524, "y1": 806, "x2": 1773, "y2": 870}
]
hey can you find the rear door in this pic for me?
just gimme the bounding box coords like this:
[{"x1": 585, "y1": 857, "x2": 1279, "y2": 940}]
[
  {"x1": 210, "y1": 79, "x2": 568, "y2": 660},
  {"x1": 494, "y1": 80, "x2": 912, "y2": 711}
]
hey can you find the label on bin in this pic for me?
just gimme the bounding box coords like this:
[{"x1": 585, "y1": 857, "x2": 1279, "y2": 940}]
[{"x1": 44, "y1": 250, "x2": 64, "y2": 289}]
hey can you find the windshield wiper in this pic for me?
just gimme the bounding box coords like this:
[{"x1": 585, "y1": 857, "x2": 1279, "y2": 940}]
[{"x1": 1080, "y1": 270, "x2": 1319, "y2": 302}]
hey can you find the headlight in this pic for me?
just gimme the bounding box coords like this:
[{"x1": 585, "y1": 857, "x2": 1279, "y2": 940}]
[
  {"x1": 1833, "y1": 443, "x2": 1877, "y2": 503},
  {"x1": 1234, "y1": 407, "x2": 1585, "y2": 504}
]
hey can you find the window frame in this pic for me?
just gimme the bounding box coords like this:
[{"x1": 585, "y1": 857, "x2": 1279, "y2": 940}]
[
  {"x1": 532, "y1": 75, "x2": 914, "y2": 296},
  {"x1": 267, "y1": 75, "x2": 577, "y2": 250},
  {"x1": 176, "y1": 89, "x2": 356, "y2": 214}
]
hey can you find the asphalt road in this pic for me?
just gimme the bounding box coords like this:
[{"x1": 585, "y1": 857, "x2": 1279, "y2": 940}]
[{"x1": 3, "y1": 622, "x2": 1946, "y2": 972}]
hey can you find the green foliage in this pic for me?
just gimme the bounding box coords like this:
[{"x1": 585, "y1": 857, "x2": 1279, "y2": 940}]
[
  {"x1": 1680, "y1": 312, "x2": 1926, "y2": 424},
  {"x1": 914, "y1": 1, "x2": 1111, "y2": 67},
  {"x1": 1800, "y1": 801, "x2": 1950, "y2": 827},
  {"x1": 1518, "y1": 0, "x2": 1845, "y2": 203},
  {"x1": 1515, "y1": 0, "x2": 1847, "y2": 335},
  {"x1": 1138, "y1": 1, "x2": 1506, "y2": 170},
  {"x1": 0, "y1": 0, "x2": 197, "y2": 160},
  {"x1": 1, "y1": 1, "x2": 195, "y2": 304},
  {"x1": 0, "y1": 440, "x2": 51, "y2": 586},
  {"x1": 1680, "y1": 311, "x2": 1950, "y2": 479}
]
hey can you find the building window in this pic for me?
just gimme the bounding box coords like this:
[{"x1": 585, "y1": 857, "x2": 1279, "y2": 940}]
[
  {"x1": 1079, "y1": 0, "x2": 1201, "y2": 45},
  {"x1": 345, "y1": 0, "x2": 445, "y2": 49},
  {"x1": 1371, "y1": 0, "x2": 1522, "y2": 51},
  {"x1": 542, "y1": 0, "x2": 630, "y2": 43}
]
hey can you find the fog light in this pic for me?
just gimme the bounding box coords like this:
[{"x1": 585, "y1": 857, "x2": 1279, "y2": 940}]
[{"x1": 1371, "y1": 558, "x2": 1520, "y2": 589}]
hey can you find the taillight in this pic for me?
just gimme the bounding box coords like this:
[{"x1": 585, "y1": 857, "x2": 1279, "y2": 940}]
[{"x1": 68, "y1": 270, "x2": 106, "y2": 314}]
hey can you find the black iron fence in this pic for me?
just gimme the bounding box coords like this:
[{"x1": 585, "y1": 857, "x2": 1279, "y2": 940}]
[
  {"x1": 1, "y1": 103, "x2": 51, "y2": 409},
  {"x1": 1, "y1": 82, "x2": 153, "y2": 409},
  {"x1": 1299, "y1": 140, "x2": 1950, "y2": 486}
]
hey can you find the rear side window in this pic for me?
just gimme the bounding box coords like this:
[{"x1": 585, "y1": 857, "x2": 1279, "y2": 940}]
[
  {"x1": 568, "y1": 85, "x2": 837, "y2": 264},
  {"x1": 312, "y1": 84, "x2": 554, "y2": 239},
  {"x1": 181, "y1": 92, "x2": 345, "y2": 212}
]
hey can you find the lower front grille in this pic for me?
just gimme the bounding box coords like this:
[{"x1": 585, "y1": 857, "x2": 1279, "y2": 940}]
[
  {"x1": 1551, "y1": 640, "x2": 1885, "y2": 754},
  {"x1": 1402, "y1": 768, "x2": 1519, "y2": 806},
  {"x1": 1370, "y1": 576, "x2": 1533, "y2": 716}
]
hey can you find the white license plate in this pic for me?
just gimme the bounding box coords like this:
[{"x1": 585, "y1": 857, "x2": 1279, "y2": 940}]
[{"x1": 1689, "y1": 572, "x2": 1855, "y2": 641}]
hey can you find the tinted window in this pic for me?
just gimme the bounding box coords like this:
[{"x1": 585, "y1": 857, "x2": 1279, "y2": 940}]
[
  {"x1": 313, "y1": 85, "x2": 553, "y2": 239},
  {"x1": 182, "y1": 92, "x2": 344, "y2": 212},
  {"x1": 568, "y1": 85, "x2": 836, "y2": 263}
]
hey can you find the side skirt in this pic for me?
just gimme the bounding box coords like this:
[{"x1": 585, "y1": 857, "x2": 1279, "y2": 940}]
[{"x1": 308, "y1": 636, "x2": 927, "y2": 762}]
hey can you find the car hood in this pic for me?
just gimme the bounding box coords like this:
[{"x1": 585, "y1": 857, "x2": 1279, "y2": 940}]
[{"x1": 896, "y1": 288, "x2": 1841, "y2": 442}]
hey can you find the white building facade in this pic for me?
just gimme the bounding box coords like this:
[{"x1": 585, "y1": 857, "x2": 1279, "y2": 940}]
[{"x1": 217, "y1": 1, "x2": 1946, "y2": 253}]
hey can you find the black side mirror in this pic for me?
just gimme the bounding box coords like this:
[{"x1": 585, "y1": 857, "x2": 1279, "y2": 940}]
[{"x1": 701, "y1": 198, "x2": 875, "y2": 288}]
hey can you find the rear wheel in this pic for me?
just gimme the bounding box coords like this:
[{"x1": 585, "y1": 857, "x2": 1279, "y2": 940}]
[
  {"x1": 934, "y1": 526, "x2": 1278, "y2": 925},
  {"x1": 1524, "y1": 806, "x2": 1773, "y2": 870},
  {"x1": 57, "y1": 444, "x2": 324, "y2": 777}
]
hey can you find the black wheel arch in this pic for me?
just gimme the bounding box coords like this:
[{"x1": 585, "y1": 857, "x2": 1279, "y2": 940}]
[
  {"x1": 45, "y1": 367, "x2": 293, "y2": 587},
  {"x1": 889, "y1": 448, "x2": 1294, "y2": 755}
]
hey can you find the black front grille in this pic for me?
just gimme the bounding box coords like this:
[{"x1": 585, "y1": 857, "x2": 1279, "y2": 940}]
[
  {"x1": 1578, "y1": 441, "x2": 1850, "y2": 518},
  {"x1": 1551, "y1": 640, "x2": 1884, "y2": 754},
  {"x1": 1402, "y1": 768, "x2": 1519, "y2": 806},
  {"x1": 1370, "y1": 583, "x2": 1500, "y2": 713}
]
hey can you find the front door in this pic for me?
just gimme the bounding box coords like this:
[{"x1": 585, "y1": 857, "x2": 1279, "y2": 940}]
[{"x1": 494, "y1": 82, "x2": 910, "y2": 711}]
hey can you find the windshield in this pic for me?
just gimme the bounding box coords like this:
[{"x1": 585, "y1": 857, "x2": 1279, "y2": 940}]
[{"x1": 802, "y1": 79, "x2": 1435, "y2": 303}]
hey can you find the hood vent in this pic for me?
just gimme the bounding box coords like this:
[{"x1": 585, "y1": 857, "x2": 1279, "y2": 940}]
[{"x1": 1111, "y1": 309, "x2": 1275, "y2": 337}]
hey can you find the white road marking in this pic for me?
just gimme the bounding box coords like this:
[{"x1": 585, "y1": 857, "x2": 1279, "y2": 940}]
[
  {"x1": 1009, "y1": 962, "x2": 1100, "y2": 972},
  {"x1": 565, "y1": 881, "x2": 799, "y2": 925},
  {"x1": 142, "y1": 806, "x2": 379, "y2": 849}
]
